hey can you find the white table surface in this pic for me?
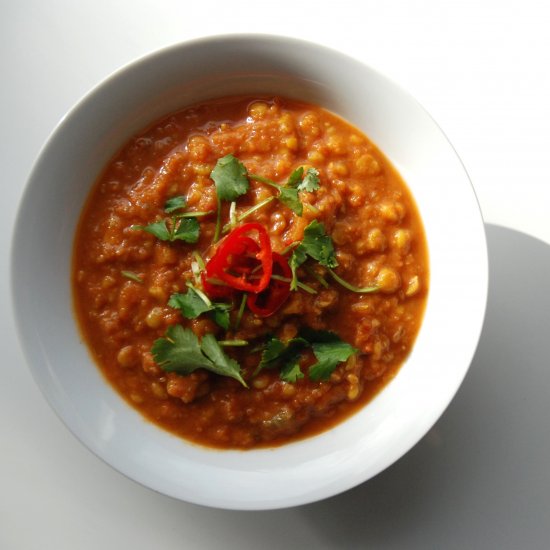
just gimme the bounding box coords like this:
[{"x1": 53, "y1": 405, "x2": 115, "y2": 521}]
[{"x1": 2, "y1": 1, "x2": 550, "y2": 548}]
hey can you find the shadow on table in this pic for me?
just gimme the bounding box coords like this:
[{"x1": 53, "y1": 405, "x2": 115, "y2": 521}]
[{"x1": 288, "y1": 223, "x2": 550, "y2": 549}]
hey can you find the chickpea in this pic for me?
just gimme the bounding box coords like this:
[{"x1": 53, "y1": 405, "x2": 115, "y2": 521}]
[
  {"x1": 248, "y1": 101, "x2": 268, "y2": 119},
  {"x1": 355, "y1": 154, "x2": 381, "y2": 176},
  {"x1": 376, "y1": 266, "x2": 401, "y2": 293},
  {"x1": 145, "y1": 306, "x2": 164, "y2": 329},
  {"x1": 378, "y1": 201, "x2": 406, "y2": 223},
  {"x1": 405, "y1": 275, "x2": 420, "y2": 297},
  {"x1": 393, "y1": 229, "x2": 411, "y2": 253},
  {"x1": 117, "y1": 345, "x2": 137, "y2": 368},
  {"x1": 366, "y1": 227, "x2": 386, "y2": 252}
]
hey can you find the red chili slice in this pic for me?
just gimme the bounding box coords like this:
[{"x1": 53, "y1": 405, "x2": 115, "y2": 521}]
[
  {"x1": 201, "y1": 236, "x2": 260, "y2": 298},
  {"x1": 201, "y1": 271, "x2": 234, "y2": 299},
  {"x1": 247, "y1": 252, "x2": 291, "y2": 317},
  {"x1": 204, "y1": 223, "x2": 272, "y2": 294}
]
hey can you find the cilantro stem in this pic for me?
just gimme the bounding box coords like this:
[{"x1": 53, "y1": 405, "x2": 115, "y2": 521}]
[
  {"x1": 204, "y1": 276, "x2": 229, "y2": 287},
  {"x1": 175, "y1": 210, "x2": 215, "y2": 218},
  {"x1": 249, "y1": 174, "x2": 282, "y2": 190},
  {"x1": 218, "y1": 339, "x2": 249, "y2": 347},
  {"x1": 281, "y1": 241, "x2": 300, "y2": 255},
  {"x1": 296, "y1": 281, "x2": 318, "y2": 295},
  {"x1": 121, "y1": 270, "x2": 143, "y2": 283},
  {"x1": 191, "y1": 262, "x2": 202, "y2": 285},
  {"x1": 213, "y1": 197, "x2": 222, "y2": 243},
  {"x1": 229, "y1": 201, "x2": 237, "y2": 230},
  {"x1": 234, "y1": 292, "x2": 248, "y2": 330},
  {"x1": 271, "y1": 274, "x2": 317, "y2": 295},
  {"x1": 221, "y1": 196, "x2": 275, "y2": 233},
  {"x1": 327, "y1": 268, "x2": 379, "y2": 293},
  {"x1": 305, "y1": 203, "x2": 320, "y2": 214},
  {"x1": 304, "y1": 265, "x2": 329, "y2": 288},
  {"x1": 192, "y1": 250, "x2": 206, "y2": 271},
  {"x1": 191, "y1": 252, "x2": 206, "y2": 286}
]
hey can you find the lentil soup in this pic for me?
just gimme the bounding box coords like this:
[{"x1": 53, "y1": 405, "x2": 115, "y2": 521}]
[{"x1": 73, "y1": 96, "x2": 428, "y2": 449}]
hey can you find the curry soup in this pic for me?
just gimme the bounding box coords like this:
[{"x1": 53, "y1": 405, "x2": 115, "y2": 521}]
[{"x1": 73, "y1": 96, "x2": 428, "y2": 449}]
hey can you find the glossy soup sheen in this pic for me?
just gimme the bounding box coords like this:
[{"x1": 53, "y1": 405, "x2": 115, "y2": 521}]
[{"x1": 73, "y1": 96, "x2": 429, "y2": 449}]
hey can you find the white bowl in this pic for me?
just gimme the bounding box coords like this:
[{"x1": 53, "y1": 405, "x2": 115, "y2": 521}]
[{"x1": 11, "y1": 35, "x2": 488, "y2": 510}]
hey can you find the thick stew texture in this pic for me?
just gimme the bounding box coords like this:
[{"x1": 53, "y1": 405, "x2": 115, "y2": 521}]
[{"x1": 73, "y1": 96, "x2": 428, "y2": 449}]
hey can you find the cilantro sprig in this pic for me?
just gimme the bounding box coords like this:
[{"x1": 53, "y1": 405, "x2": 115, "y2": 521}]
[
  {"x1": 290, "y1": 220, "x2": 338, "y2": 290},
  {"x1": 257, "y1": 336, "x2": 308, "y2": 377},
  {"x1": 256, "y1": 329, "x2": 357, "y2": 382},
  {"x1": 290, "y1": 220, "x2": 379, "y2": 294},
  {"x1": 210, "y1": 155, "x2": 250, "y2": 242},
  {"x1": 304, "y1": 329, "x2": 358, "y2": 381},
  {"x1": 131, "y1": 195, "x2": 212, "y2": 244},
  {"x1": 248, "y1": 166, "x2": 320, "y2": 217},
  {"x1": 209, "y1": 155, "x2": 321, "y2": 237},
  {"x1": 152, "y1": 325, "x2": 247, "y2": 387},
  {"x1": 168, "y1": 283, "x2": 231, "y2": 330}
]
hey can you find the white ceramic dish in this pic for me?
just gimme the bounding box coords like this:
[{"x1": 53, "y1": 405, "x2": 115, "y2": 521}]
[{"x1": 11, "y1": 34, "x2": 488, "y2": 510}]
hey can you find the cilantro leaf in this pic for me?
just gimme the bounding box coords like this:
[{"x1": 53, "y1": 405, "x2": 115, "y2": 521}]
[
  {"x1": 200, "y1": 333, "x2": 247, "y2": 386},
  {"x1": 258, "y1": 337, "x2": 286, "y2": 368},
  {"x1": 257, "y1": 336, "x2": 308, "y2": 378},
  {"x1": 132, "y1": 217, "x2": 199, "y2": 243},
  {"x1": 164, "y1": 195, "x2": 187, "y2": 213},
  {"x1": 280, "y1": 360, "x2": 304, "y2": 383},
  {"x1": 298, "y1": 168, "x2": 320, "y2": 192},
  {"x1": 302, "y1": 329, "x2": 357, "y2": 381},
  {"x1": 210, "y1": 154, "x2": 250, "y2": 201},
  {"x1": 289, "y1": 245, "x2": 308, "y2": 291},
  {"x1": 210, "y1": 303, "x2": 231, "y2": 331},
  {"x1": 278, "y1": 187, "x2": 303, "y2": 216},
  {"x1": 287, "y1": 167, "x2": 304, "y2": 188},
  {"x1": 152, "y1": 325, "x2": 247, "y2": 386},
  {"x1": 152, "y1": 325, "x2": 213, "y2": 373},
  {"x1": 172, "y1": 218, "x2": 199, "y2": 243},
  {"x1": 168, "y1": 286, "x2": 231, "y2": 330},
  {"x1": 132, "y1": 220, "x2": 172, "y2": 241},
  {"x1": 289, "y1": 220, "x2": 338, "y2": 290},
  {"x1": 286, "y1": 167, "x2": 320, "y2": 193},
  {"x1": 300, "y1": 220, "x2": 338, "y2": 268},
  {"x1": 168, "y1": 288, "x2": 211, "y2": 319}
]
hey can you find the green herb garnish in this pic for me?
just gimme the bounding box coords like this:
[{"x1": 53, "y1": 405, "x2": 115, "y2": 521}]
[
  {"x1": 298, "y1": 168, "x2": 320, "y2": 192},
  {"x1": 289, "y1": 220, "x2": 338, "y2": 290},
  {"x1": 121, "y1": 270, "x2": 143, "y2": 283},
  {"x1": 213, "y1": 159, "x2": 321, "y2": 232},
  {"x1": 255, "y1": 330, "x2": 356, "y2": 382},
  {"x1": 303, "y1": 329, "x2": 358, "y2": 381},
  {"x1": 131, "y1": 195, "x2": 201, "y2": 244},
  {"x1": 261, "y1": 167, "x2": 320, "y2": 215},
  {"x1": 164, "y1": 195, "x2": 187, "y2": 213},
  {"x1": 152, "y1": 325, "x2": 247, "y2": 387},
  {"x1": 168, "y1": 284, "x2": 231, "y2": 330},
  {"x1": 258, "y1": 336, "x2": 308, "y2": 372},
  {"x1": 289, "y1": 220, "x2": 379, "y2": 294},
  {"x1": 211, "y1": 154, "x2": 250, "y2": 242}
]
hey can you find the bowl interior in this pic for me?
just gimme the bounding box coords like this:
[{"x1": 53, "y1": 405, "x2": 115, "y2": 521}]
[{"x1": 11, "y1": 35, "x2": 488, "y2": 510}]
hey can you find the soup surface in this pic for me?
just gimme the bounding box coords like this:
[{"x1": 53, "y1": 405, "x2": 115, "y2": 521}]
[{"x1": 73, "y1": 96, "x2": 428, "y2": 449}]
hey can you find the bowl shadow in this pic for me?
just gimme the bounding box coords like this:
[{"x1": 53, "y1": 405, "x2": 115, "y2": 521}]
[{"x1": 286, "y1": 223, "x2": 550, "y2": 548}]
